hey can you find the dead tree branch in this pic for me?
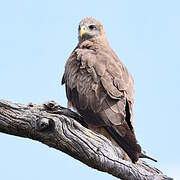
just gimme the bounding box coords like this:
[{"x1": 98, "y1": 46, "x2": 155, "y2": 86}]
[{"x1": 0, "y1": 99, "x2": 172, "y2": 180}]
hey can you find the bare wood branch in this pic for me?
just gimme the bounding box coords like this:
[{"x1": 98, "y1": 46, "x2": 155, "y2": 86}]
[{"x1": 0, "y1": 99, "x2": 172, "y2": 180}]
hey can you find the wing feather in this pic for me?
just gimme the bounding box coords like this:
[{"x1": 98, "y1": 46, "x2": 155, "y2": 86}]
[{"x1": 62, "y1": 44, "x2": 135, "y2": 129}]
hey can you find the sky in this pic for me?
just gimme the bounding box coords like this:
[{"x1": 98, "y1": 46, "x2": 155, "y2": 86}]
[{"x1": 0, "y1": 0, "x2": 179, "y2": 179}]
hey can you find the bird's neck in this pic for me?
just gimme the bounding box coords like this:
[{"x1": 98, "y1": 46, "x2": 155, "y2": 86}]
[
  {"x1": 91, "y1": 34, "x2": 110, "y2": 46},
  {"x1": 79, "y1": 33, "x2": 110, "y2": 48}
]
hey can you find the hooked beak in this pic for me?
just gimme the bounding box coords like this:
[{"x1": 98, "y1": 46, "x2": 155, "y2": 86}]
[{"x1": 80, "y1": 25, "x2": 87, "y2": 37}]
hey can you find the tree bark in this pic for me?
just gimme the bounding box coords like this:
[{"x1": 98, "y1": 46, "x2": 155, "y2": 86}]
[{"x1": 0, "y1": 99, "x2": 172, "y2": 180}]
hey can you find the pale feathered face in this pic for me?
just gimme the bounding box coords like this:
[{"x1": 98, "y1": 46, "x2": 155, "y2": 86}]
[{"x1": 78, "y1": 17, "x2": 104, "y2": 41}]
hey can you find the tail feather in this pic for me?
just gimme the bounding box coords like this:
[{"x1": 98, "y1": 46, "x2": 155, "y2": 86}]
[{"x1": 104, "y1": 125, "x2": 141, "y2": 163}]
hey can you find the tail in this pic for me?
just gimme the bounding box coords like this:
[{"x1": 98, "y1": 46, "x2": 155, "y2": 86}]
[
  {"x1": 104, "y1": 125, "x2": 141, "y2": 163},
  {"x1": 139, "y1": 153, "x2": 157, "y2": 162}
]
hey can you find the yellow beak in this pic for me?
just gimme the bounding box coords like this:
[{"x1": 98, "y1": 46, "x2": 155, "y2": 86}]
[{"x1": 80, "y1": 26, "x2": 87, "y2": 37}]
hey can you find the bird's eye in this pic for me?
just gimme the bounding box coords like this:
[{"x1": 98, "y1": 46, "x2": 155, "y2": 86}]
[{"x1": 89, "y1": 25, "x2": 96, "y2": 30}]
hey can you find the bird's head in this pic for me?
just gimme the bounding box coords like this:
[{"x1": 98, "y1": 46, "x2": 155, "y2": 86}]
[{"x1": 78, "y1": 17, "x2": 105, "y2": 42}]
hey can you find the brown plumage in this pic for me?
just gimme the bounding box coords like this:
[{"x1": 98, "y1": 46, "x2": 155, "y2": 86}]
[{"x1": 61, "y1": 17, "x2": 155, "y2": 163}]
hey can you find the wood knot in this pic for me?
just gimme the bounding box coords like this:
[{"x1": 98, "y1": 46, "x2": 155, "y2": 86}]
[
  {"x1": 36, "y1": 117, "x2": 55, "y2": 132},
  {"x1": 43, "y1": 101, "x2": 61, "y2": 111}
]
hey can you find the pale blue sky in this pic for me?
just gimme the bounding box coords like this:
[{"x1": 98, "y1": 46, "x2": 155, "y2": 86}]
[{"x1": 0, "y1": 0, "x2": 179, "y2": 179}]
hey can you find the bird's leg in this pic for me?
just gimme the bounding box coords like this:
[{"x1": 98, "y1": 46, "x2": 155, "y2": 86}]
[
  {"x1": 42, "y1": 101, "x2": 88, "y2": 128},
  {"x1": 67, "y1": 101, "x2": 72, "y2": 109}
]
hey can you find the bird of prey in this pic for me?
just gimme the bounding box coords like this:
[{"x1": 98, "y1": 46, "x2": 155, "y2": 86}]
[{"x1": 61, "y1": 17, "x2": 156, "y2": 163}]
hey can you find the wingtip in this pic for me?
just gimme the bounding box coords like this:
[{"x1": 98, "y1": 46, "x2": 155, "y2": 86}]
[{"x1": 139, "y1": 153, "x2": 157, "y2": 162}]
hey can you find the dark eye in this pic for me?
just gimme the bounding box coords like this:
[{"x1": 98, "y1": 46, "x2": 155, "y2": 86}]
[{"x1": 89, "y1": 25, "x2": 96, "y2": 30}]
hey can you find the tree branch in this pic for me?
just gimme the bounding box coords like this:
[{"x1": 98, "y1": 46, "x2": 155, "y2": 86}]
[{"x1": 0, "y1": 99, "x2": 172, "y2": 180}]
